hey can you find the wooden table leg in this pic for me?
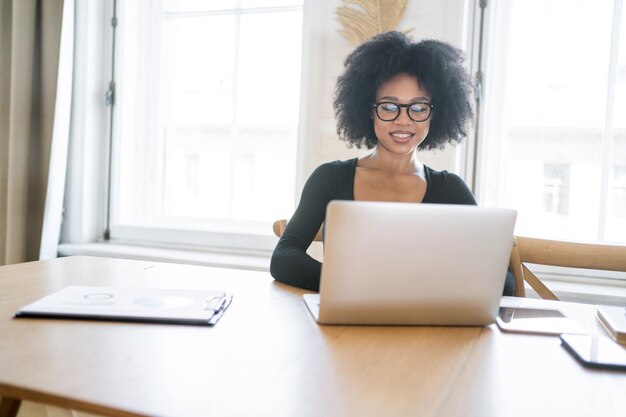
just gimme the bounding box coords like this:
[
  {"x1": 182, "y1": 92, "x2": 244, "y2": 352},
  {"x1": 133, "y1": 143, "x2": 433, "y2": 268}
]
[{"x1": 0, "y1": 397, "x2": 21, "y2": 417}]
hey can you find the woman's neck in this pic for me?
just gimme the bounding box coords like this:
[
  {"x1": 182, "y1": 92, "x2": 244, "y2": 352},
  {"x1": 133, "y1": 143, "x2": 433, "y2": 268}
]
[{"x1": 358, "y1": 146, "x2": 422, "y2": 175}]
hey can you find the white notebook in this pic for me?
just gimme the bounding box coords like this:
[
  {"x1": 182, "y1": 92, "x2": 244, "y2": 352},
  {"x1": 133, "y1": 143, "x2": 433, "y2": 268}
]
[
  {"x1": 15, "y1": 286, "x2": 232, "y2": 326},
  {"x1": 597, "y1": 305, "x2": 626, "y2": 344}
]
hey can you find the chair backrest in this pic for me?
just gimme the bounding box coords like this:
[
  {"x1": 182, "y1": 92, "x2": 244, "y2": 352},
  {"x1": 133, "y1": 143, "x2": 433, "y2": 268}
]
[
  {"x1": 272, "y1": 219, "x2": 288, "y2": 238},
  {"x1": 273, "y1": 219, "x2": 323, "y2": 241},
  {"x1": 509, "y1": 236, "x2": 626, "y2": 300},
  {"x1": 273, "y1": 222, "x2": 626, "y2": 301}
]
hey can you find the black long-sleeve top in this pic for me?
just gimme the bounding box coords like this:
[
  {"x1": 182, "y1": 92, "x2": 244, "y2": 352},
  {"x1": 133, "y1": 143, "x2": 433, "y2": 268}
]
[{"x1": 270, "y1": 158, "x2": 515, "y2": 295}]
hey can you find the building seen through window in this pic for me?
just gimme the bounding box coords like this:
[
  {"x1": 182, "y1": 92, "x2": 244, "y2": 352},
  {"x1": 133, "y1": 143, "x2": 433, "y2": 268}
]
[{"x1": 480, "y1": 0, "x2": 626, "y2": 244}]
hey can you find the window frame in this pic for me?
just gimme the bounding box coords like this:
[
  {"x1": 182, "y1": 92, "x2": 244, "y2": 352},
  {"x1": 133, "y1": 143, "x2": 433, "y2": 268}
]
[
  {"x1": 472, "y1": 0, "x2": 626, "y2": 243},
  {"x1": 469, "y1": 0, "x2": 626, "y2": 288},
  {"x1": 102, "y1": 0, "x2": 310, "y2": 255}
]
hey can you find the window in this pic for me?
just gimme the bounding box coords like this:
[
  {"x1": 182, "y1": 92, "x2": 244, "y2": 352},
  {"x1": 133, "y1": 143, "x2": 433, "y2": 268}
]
[
  {"x1": 477, "y1": 0, "x2": 626, "y2": 244},
  {"x1": 109, "y1": 0, "x2": 304, "y2": 251},
  {"x1": 610, "y1": 165, "x2": 626, "y2": 228},
  {"x1": 543, "y1": 164, "x2": 570, "y2": 216}
]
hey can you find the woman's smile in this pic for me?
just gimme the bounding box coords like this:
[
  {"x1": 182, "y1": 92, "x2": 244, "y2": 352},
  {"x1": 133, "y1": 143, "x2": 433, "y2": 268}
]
[{"x1": 389, "y1": 130, "x2": 415, "y2": 143}]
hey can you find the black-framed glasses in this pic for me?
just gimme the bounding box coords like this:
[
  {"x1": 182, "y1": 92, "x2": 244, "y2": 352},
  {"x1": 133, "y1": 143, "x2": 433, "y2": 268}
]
[{"x1": 371, "y1": 101, "x2": 434, "y2": 122}]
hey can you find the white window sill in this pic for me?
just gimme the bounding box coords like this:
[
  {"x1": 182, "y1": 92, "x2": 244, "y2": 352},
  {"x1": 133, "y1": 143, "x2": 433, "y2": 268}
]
[
  {"x1": 58, "y1": 242, "x2": 626, "y2": 305},
  {"x1": 57, "y1": 242, "x2": 271, "y2": 272},
  {"x1": 526, "y1": 275, "x2": 626, "y2": 306}
]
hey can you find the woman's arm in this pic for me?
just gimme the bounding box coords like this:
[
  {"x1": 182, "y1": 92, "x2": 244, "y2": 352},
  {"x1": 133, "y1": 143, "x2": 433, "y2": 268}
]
[
  {"x1": 425, "y1": 170, "x2": 477, "y2": 205},
  {"x1": 270, "y1": 164, "x2": 335, "y2": 291}
]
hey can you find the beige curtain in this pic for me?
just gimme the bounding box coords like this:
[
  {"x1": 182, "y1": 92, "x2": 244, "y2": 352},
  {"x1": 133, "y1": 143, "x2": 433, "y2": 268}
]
[{"x1": 0, "y1": 0, "x2": 64, "y2": 265}]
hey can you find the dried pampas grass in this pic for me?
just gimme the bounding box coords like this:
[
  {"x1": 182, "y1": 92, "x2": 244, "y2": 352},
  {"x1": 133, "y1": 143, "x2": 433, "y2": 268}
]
[{"x1": 336, "y1": 0, "x2": 412, "y2": 46}]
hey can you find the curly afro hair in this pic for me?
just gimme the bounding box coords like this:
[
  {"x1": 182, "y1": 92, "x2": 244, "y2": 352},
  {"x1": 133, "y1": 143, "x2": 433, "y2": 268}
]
[{"x1": 333, "y1": 31, "x2": 474, "y2": 150}]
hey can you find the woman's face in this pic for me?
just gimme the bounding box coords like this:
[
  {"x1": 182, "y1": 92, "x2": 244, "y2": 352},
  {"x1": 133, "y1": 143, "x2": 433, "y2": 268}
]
[{"x1": 372, "y1": 73, "x2": 431, "y2": 155}]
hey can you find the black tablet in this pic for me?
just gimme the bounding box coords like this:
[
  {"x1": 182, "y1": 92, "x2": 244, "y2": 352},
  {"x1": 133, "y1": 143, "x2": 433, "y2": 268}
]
[{"x1": 561, "y1": 334, "x2": 626, "y2": 371}]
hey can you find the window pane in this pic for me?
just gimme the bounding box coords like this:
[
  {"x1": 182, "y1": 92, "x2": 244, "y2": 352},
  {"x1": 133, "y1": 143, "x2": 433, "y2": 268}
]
[
  {"x1": 605, "y1": 5, "x2": 626, "y2": 241},
  {"x1": 240, "y1": 0, "x2": 303, "y2": 7},
  {"x1": 481, "y1": 0, "x2": 619, "y2": 242},
  {"x1": 163, "y1": 1, "x2": 238, "y2": 13},
  {"x1": 163, "y1": 15, "x2": 237, "y2": 127},
  {"x1": 230, "y1": 11, "x2": 302, "y2": 221},
  {"x1": 163, "y1": 1, "x2": 302, "y2": 14},
  {"x1": 112, "y1": 1, "x2": 303, "y2": 237}
]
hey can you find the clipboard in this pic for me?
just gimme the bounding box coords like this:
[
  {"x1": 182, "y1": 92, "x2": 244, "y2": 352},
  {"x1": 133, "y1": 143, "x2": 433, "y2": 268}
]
[
  {"x1": 14, "y1": 286, "x2": 232, "y2": 326},
  {"x1": 496, "y1": 306, "x2": 585, "y2": 335}
]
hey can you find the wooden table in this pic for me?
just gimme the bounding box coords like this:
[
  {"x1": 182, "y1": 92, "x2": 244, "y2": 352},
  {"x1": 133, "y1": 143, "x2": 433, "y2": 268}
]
[{"x1": 0, "y1": 256, "x2": 625, "y2": 417}]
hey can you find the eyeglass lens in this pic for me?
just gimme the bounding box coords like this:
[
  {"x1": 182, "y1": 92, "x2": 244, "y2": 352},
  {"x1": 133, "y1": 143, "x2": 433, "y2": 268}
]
[{"x1": 375, "y1": 102, "x2": 431, "y2": 122}]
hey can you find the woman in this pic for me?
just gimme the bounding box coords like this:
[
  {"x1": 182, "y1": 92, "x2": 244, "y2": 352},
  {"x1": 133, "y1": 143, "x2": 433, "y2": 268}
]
[{"x1": 270, "y1": 31, "x2": 515, "y2": 295}]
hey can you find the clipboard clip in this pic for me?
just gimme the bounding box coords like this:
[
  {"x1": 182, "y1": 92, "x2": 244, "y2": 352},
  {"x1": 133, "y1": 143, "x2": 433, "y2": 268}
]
[{"x1": 204, "y1": 295, "x2": 226, "y2": 313}]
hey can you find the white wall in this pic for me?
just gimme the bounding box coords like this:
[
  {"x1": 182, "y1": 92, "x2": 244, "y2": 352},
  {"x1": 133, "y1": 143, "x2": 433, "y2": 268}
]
[{"x1": 297, "y1": 0, "x2": 471, "y2": 193}]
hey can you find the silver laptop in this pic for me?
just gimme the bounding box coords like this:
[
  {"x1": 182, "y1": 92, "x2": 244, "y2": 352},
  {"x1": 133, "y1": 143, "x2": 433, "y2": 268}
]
[
  {"x1": 303, "y1": 201, "x2": 517, "y2": 326},
  {"x1": 15, "y1": 286, "x2": 232, "y2": 325}
]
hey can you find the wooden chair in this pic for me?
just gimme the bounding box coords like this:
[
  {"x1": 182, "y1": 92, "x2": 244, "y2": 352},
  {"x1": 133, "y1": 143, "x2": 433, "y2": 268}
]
[
  {"x1": 274, "y1": 220, "x2": 626, "y2": 301},
  {"x1": 509, "y1": 236, "x2": 626, "y2": 300}
]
